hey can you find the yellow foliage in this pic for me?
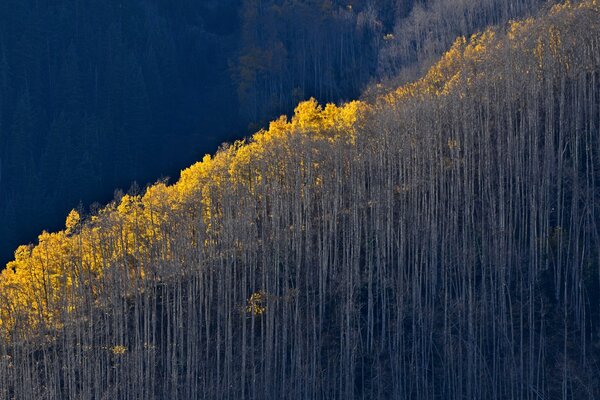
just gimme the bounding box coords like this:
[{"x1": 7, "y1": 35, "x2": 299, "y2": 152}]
[
  {"x1": 381, "y1": 0, "x2": 594, "y2": 107},
  {"x1": 246, "y1": 291, "x2": 266, "y2": 316},
  {"x1": 447, "y1": 139, "x2": 459, "y2": 150},
  {"x1": 110, "y1": 345, "x2": 127, "y2": 355},
  {"x1": 65, "y1": 209, "x2": 81, "y2": 235},
  {"x1": 464, "y1": 29, "x2": 496, "y2": 64},
  {"x1": 288, "y1": 98, "x2": 364, "y2": 142},
  {"x1": 292, "y1": 98, "x2": 323, "y2": 132},
  {"x1": 507, "y1": 18, "x2": 535, "y2": 43},
  {"x1": 117, "y1": 194, "x2": 141, "y2": 216}
]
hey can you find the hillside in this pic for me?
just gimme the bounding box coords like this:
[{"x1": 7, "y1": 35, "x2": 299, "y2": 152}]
[
  {"x1": 0, "y1": 0, "x2": 547, "y2": 267},
  {"x1": 1, "y1": 1, "x2": 600, "y2": 399}
]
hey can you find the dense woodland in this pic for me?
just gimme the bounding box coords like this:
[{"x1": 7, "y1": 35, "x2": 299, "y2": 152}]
[
  {"x1": 0, "y1": 0, "x2": 548, "y2": 266},
  {"x1": 1, "y1": 1, "x2": 599, "y2": 399}
]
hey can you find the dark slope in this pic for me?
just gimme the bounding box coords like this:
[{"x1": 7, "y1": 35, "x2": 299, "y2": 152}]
[
  {"x1": 0, "y1": 0, "x2": 548, "y2": 267},
  {"x1": 0, "y1": 0, "x2": 244, "y2": 266}
]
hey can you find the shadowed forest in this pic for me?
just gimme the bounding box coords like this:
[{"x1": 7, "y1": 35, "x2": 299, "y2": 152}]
[
  {"x1": 1, "y1": 0, "x2": 600, "y2": 399},
  {"x1": 0, "y1": 0, "x2": 544, "y2": 266}
]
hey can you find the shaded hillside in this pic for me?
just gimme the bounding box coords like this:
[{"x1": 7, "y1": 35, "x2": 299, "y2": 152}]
[
  {"x1": 0, "y1": 0, "x2": 244, "y2": 267},
  {"x1": 1, "y1": 1, "x2": 599, "y2": 399},
  {"x1": 0, "y1": 0, "x2": 550, "y2": 267}
]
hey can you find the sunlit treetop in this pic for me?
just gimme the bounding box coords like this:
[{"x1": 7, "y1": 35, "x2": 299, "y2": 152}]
[{"x1": 65, "y1": 209, "x2": 81, "y2": 236}]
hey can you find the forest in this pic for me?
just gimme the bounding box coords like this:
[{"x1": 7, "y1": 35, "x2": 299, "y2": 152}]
[
  {"x1": 0, "y1": 0, "x2": 545, "y2": 267},
  {"x1": 1, "y1": 1, "x2": 599, "y2": 399}
]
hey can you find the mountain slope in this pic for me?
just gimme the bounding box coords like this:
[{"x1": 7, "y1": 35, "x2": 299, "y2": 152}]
[
  {"x1": 1, "y1": 1, "x2": 600, "y2": 399},
  {"x1": 0, "y1": 0, "x2": 552, "y2": 268}
]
